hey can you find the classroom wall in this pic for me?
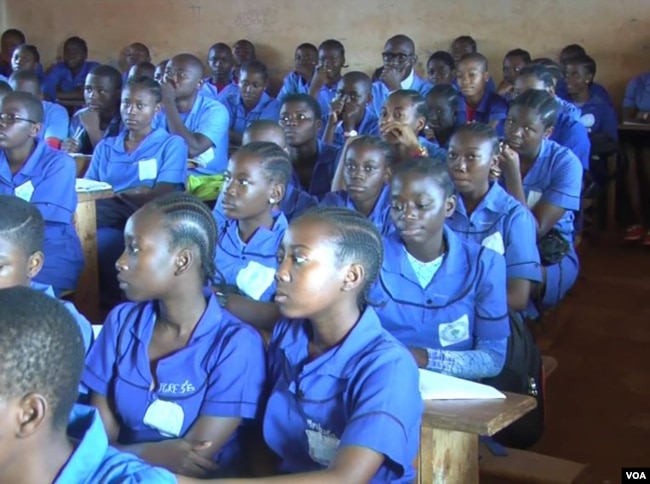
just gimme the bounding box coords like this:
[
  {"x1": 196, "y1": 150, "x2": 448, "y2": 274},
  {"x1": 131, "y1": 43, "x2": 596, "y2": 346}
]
[{"x1": 3, "y1": 0, "x2": 649, "y2": 107}]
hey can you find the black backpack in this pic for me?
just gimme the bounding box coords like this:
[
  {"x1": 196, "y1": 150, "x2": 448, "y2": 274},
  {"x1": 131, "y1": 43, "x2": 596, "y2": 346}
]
[{"x1": 480, "y1": 310, "x2": 546, "y2": 449}]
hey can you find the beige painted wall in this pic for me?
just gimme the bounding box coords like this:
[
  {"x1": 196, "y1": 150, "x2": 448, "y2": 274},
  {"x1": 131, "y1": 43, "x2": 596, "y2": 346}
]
[{"x1": 3, "y1": 0, "x2": 649, "y2": 106}]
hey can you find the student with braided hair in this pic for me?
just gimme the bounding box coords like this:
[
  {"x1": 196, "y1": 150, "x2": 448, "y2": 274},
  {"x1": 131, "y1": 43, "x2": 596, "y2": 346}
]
[
  {"x1": 370, "y1": 157, "x2": 510, "y2": 380},
  {"x1": 82, "y1": 192, "x2": 266, "y2": 479},
  {"x1": 224, "y1": 207, "x2": 422, "y2": 483}
]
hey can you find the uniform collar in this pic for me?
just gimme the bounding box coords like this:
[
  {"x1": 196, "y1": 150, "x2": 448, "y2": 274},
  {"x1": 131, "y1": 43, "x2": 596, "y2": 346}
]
[
  {"x1": 400, "y1": 69, "x2": 415, "y2": 90},
  {"x1": 455, "y1": 181, "x2": 511, "y2": 217},
  {"x1": 0, "y1": 140, "x2": 48, "y2": 180}
]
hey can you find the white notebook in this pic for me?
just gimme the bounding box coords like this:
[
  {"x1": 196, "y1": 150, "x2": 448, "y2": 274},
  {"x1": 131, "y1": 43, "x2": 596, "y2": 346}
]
[
  {"x1": 75, "y1": 178, "x2": 113, "y2": 192},
  {"x1": 419, "y1": 369, "x2": 506, "y2": 400}
]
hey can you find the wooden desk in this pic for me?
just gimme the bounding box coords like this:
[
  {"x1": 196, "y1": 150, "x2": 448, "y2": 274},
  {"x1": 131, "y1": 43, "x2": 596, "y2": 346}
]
[
  {"x1": 73, "y1": 188, "x2": 114, "y2": 322},
  {"x1": 416, "y1": 392, "x2": 537, "y2": 484},
  {"x1": 618, "y1": 122, "x2": 650, "y2": 133}
]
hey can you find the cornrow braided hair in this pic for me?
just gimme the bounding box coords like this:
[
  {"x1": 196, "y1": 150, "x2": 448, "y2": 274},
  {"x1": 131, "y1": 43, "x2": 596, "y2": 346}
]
[
  {"x1": 147, "y1": 192, "x2": 218, "y2": 286},
  {"x1": 518, "y1": 64, "x2": 555, "y2": 89},
  {"x1": 295, "y1": 207, "x2": 384, "y2": 307},
  {"x1": 427, "y1": 84, "x2": 460, "y2": 111},
  {"x1": 126, "y1": 76, "x2": 162, "y2": 103},
  {"x1": 427, "y1": 51, "x2": 455, "y2": 71},
  {"x1": 510, "y1": 89, "x2": 559, "y2": 130},
  {"x1": 453, "y1": 122, "x2": 500, "y2": 156},
  {"x1": 234, "y1": 141, "x2": 292, "y2": 189},
  {"x1": 280, "y1": 93, "x2": 322, "y2": 121},
  {"x1": 393, "y1": 156, "x2": 455, "y2": 198},
  {"x1": 0, "y1": 195, "x2": 45, "y2": 256},
  {"x1": 15, "y1": 44, "x2": 40, "y2": 63},
  {"x1": 389, "y1": 89, "x2": 430, "y2": 124},
  {"x1": 348, "y1": 135, "x2": 397, "y2": 167}
]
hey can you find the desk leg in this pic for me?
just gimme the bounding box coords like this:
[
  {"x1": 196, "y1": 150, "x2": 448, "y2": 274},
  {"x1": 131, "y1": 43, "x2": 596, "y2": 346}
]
[
  {"x1": 73, "y1": 200, "x2": 101, "y2": 323},
  {"x1": 419, "y1": 426, "x2": 479, "y2": 484}
]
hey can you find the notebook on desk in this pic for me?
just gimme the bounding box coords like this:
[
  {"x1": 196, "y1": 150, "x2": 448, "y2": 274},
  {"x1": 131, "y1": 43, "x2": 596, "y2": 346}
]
[
  {"x1": 419, "y1": 369, "x2": 506, "y2": 400},
  {"x1": 75, "y1": 178, "x2": 113, "y2": 192}
]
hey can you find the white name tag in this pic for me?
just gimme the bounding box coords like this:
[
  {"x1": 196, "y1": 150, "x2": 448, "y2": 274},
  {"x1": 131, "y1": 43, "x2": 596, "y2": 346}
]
[
  {"x1": 438, "y1": 314, "x2": 470, "y2": 347},
  {"x1": 306, "y1": 427, "x2": 339, "y2": 467},
  {"x1": 138, "y1": 158, "x2": 158, "y2": 181},
  {"x1": 236, "y1": 260, "x2": 276, "y2": 300},
  {"x1": 143, "y1": 399, "x2": 184, "y2": 438},
  {"x1": 481, "y1": 231, "x2": 505, "y2": 255},
  {"x1": 526, "y1": 190, "x2": 543, "y2": 209},
  {"x1": 14, "y1": 181, "x2": 35, "y2": 202}
]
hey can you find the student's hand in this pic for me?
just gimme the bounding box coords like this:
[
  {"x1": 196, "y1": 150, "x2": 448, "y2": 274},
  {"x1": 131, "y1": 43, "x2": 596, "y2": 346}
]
[
  {"x1": 497, "y1": 80, "x2": 514, "y2": 97},
  {"x1": 329, "y1": 96, "x2": 346, "y2": 121},
  {"x1": 408, "y1": 347, "x2": 429, "y2": 369},
  {"x1": 79, "y1": 109, "x2": 100, "y2": 133},
  {"x1": 139, "y1": 440, "x2": 219, "y2": 478},
  {"x1": 379, "y1": 66, "x2": 403, "y2": 91},
  {"x1": 497, "y1": 142, "x2": 521, "y2": 175},
  {"x1": 423, "y1": 124, "x2": 437, "y2": 142},
  {"x1": 61, "y1": 138, "x2": 81, "y2": 153},
  {"x1": 311, "y1": 65, "x2": 329, "y2": 89},
  {"x1": 341, "y1": 102, "x2": 363, "y2": 132},
  {"x1": 160, "y1": 80, "x2": 178, "y2": 105},
  {"x1": 380, "y1": 121, "x2": 420, "y2": 151}
]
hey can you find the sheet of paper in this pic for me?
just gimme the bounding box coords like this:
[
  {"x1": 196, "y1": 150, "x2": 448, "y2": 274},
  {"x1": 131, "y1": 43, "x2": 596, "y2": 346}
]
[
  {"x1": 419, "y1": 369, "x2": 506, "y2": 400},
  {"x1": 75, "y1": 178, "x2": 113, "y2": 192}
]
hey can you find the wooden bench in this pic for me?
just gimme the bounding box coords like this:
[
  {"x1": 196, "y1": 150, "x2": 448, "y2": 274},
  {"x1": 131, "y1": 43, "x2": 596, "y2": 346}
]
[
  {"x1": 479, "y1": 443, "x2": 589, "y2": 483},
  {"x1": 415, "y1": 392, "x2": 537, "y2": 483},
  {"x1": 73, "y1": 188, "x2": 115, "y2": 323}
]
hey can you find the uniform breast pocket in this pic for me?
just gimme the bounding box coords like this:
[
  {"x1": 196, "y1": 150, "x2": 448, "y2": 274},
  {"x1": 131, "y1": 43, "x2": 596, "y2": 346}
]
[
  {"x1": 138, "y1": 158, "x2": 158, "y2": 181},
  {"x1": 438, "y1": 313, "x2": 471, "y2": 348}
]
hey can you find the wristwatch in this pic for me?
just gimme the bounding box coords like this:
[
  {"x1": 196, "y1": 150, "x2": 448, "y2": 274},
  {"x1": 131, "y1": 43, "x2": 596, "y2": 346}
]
[{"x1": 343, "y1": 129, "x2": 358, "y2": 138}]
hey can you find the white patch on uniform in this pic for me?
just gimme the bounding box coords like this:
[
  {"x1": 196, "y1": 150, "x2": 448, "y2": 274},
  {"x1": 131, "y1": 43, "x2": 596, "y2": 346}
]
[
  {"x1": 14, "y1": 181, "x2": 34, "y2": 201},
  {"x1": 143, "y1": 399, "x2": 185, "y2": 437},
  {"x1": 137, "y1": 158, "x2": 158, "y2": 181},
  {"x1": 481, "y1": 231, "x2": 505, "y2": 255},
  {"x1": 236, "y1": 261, "x2": 276, "y2": 300},
  {"x1": 194, "y1": 147, "x2": 215, "y2": 168},
  {"x1": 526, "y1": 190, "x2": 543, "y2": 209},
  {"x1": 305, "y1": 419, "x2": 340, "y2": 467},
  {"x1": 580, "y1": 113, "x2": 596, "y2": 131},
  {"x1": 438, "y1": 314, "x2": 470, "y2": 347}
]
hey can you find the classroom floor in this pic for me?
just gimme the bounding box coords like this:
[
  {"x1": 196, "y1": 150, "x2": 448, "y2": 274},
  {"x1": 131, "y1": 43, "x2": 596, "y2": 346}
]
[{"x1": 528, "y1": 234, "x2": 650, "y2": 483}]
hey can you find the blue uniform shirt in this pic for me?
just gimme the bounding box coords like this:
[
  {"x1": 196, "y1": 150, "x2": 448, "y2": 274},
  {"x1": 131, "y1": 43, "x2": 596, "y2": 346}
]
[
  {"x1": 321, "y1": 184, "x2": 393, "y2": 235},
  {"x1": 575, "y1": 94, "x2": 619, "y2": 141},
  {"x1": 277, "y1": 71, "x2": 311, "y2": 99},
  {"x1": 556, "y1": 80, "x2": 612, "y2": 105},
  {"x1": 153, "y1": 94, "x2": 230, "y2": 175},
  {"x1": 370, "y1": 72, "x2": 433, "y2": 117},
  {"x1": 551, "y1": 108, "x2": 591, "y2": 171},
  {"x1": 85, "y1": 128, "x2": 187, "y2": 192},
  {"x1": 199, "y1": 79, "x2": 239, "y2": 103},
  {"x1": 58, "y1": 405, "x2": 177, "y2": 484},
  {"x1": 420, "y1": 136, "x2": 447, "y2": 161},
  {"x1": 291, "y1": 140, "x2": 342, "y2": 199},
  {"x1": 447, "y1": 182, "x2": 542, "y2": 282},
  {"x1": 263, "y1": 307, "x2": 422, "y2": 483},
  {"x1": 69, "y1": 108, "x2": 123, "y2": 155},
  {"x1": 457, "y1": 91, "x2": 508, "y2": 135},
  {"x1": 41, "y1": 100, "x2": 70, "y2": 141},
  {"x1": 43, "y1": 61, "x2": 100, "y2": 100},
  {"x1": 215, "y1": 212, "x2": 287, "y2": 301},
  {"x1": 224, "y1": 91, "x2": 281, "y2": 135},
  {"x1": 520, "y1": 139, "x2": 582, "y2": 241},
  {"x1": 370, "y1": 226, "x2": 510, "y2": 349},
  {"x1": 0, "y1": 141, "x2": 83, "y2": 292},
  {"x1": 623, "y1": 72, "x2": 650, "y2": 112},
  {"x1": 556, "y1": 97, "x2": 582, "y2": 122},
  {"x1": 82, "y1": 293, "x2": 266, "y2": 472},
  {"x1": 331, "y1": 108, "x2": 380, "y2": 147}
]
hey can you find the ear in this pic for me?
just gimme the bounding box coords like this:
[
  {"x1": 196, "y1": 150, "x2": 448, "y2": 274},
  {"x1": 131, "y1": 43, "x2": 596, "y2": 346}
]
[
  {"x1": 154, "y1": 103, "x2": 162, "y2": 116},
  {"x1": 26, "y1": 251, "x2": 44, "y2": 279},
  {"x1": 16, "y1": 393, "x2": 48, "y2": 439},
  {"x1": 411, "y1": 54, "x2": 419, "y2": 67},
  {"x1": 342, "y1": 262, "x2": 364, "y2": 292},
  {"x1": 444, "y1": 193, "x2": 457, "y2": 217},
  {"x1": 383, "y1": 165, "x2": 393, "y2": 183},
  {"x1": 173, "y1": 248, "x2": 194, "y2": 277},
  {"x1": 196, "y1": 77, "x2": 204, "y2": 90},
  {"x1": 29, "y1": 122, "x2": 42, "y2": 139},
  {"x1": 315, "y1": 118, "x2": 323, "y2": 133},
  {"x1": 365, "y1": 92, "x2": 373, "y2": 106},
  {"x1": 543, "y1": 125, "x2": 554, "y2": 139},
  {"x1": 414, "y1": 116, "x2": 427, "y2": 134},
  {"x1": 483, "y1": 71, "x2": 491, "y2": 82},
  {"x1": 270, "y1": 183, "x2": 286, "y2": 205}
]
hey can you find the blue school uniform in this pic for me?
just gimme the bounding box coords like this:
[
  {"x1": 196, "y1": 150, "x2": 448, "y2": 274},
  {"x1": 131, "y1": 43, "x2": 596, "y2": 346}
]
[
  {"x1": 457, "y1": 91, "x2": 508, "y2": 135},
  {"x1": 69, "y1": 108, "x2": 123, "y2": 155},
  {"x1": 0, "y1": 142, "x2": 83, "y2": 293},
  {"x1": 85, "y1": 128, "x2": 187, "y2": 192},
  {"x1": 370, "y1": 70, "x2": 433, "y2": 117},
  {"x1": 59, "y1": 405, "x2": 177, "y2": 484},
  {"x1": 291, "y1": 140, "x2": 342, "y2": 199},
  {"x1": 215, "y1": 213, "x2": 287, "y2": 302},
  {"x1": 623, "y1": 72, "x2": 650, "y2": 112},
  {"x1": 41, "y1": 100, "x2": 70, "y2": 141},
  {"x1": 330, "y1": 108, "x2": 380, "y2": 147},
  {"x1": 154, "y1": 94, "x2": 230, "y2": 175},
  {"x1": 313, "y1": 83, "x2": 339, "y2": 125},
  {"x1": 200, "y1": 79, "x2": 239, "y2": 103},
  {"x1": 555, "y1": 96, "x2": 582, "y2": 122},
  {"x1": 447, "y1": 182, "x2": 542, "y2": 283},
  {"x1": 43, "y1": 61, "x2": 100, "y2": 100},
  {"x1": 321, "y1": 184, "x2": 393, "y2": 235},
  {"x1": 82, "y1": 293, "x2": 266, "y2": 474},
  {"x1": 556, "y1": 80, "x2": 612, "y2": 104},
  {"x1": 551, "y1": 109, "x2": 591, "y2": 171},
  {"x1": 263, "y1": 307, "x2": 422, "y2": 483},
  {"x1": 574, "y1": 94, "x2": 619, "y2": 141},
  {"x1": 370, "y1": 226, "x2": 510, "y2": 350},
  {"x1": 31, "y1": 281, "x2": 93, "y2": 354},
  {"x1": 420, "y1": 136, "x2": 447, "y2": 161},
  {"x1": 224, "y1": 91, "x2": 281, "y2": 135},
  {"x1": 277, "y1": 71, "x2": 310, "y2": 99},
  {"x1": 519, "y1": 139, "x2": 582, "y2": 309}
]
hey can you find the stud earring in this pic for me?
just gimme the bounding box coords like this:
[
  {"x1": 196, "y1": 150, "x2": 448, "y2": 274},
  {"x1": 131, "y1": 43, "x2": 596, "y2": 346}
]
[{"x1": 269, "y1": 198, "x2": 276, "y2": 204}]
